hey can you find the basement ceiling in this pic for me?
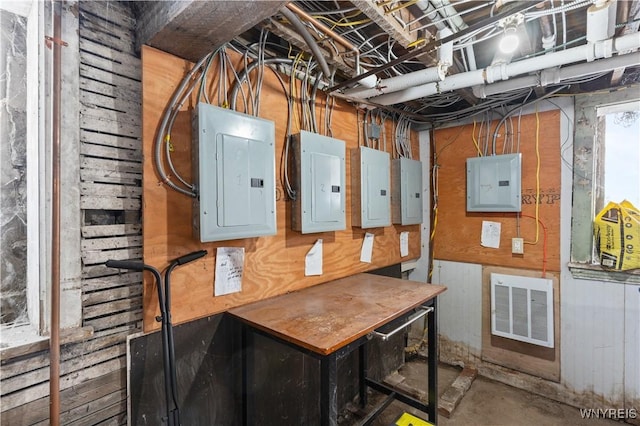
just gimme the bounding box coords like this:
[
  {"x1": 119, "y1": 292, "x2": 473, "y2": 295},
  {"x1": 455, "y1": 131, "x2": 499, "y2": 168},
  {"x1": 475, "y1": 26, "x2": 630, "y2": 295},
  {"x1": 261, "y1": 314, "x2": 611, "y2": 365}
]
[{"x1": 132, "y1": 0, "x2": 640, "y2": 125}]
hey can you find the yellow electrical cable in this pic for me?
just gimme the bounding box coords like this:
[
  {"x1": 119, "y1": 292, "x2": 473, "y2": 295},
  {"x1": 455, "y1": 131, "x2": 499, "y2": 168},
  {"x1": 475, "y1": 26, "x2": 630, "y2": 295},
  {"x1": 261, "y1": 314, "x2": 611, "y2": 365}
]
[
  {"x1": 472, "y1": 119, "x2": 482, "y2": 156},
  {"x1": 315, "y1": 15, "x2": 371, "y2": 27},
  {"x1": 524, "y1": 106, "x2": 541, "y2": 245},
  {"x1": 291, "y1": 52, "x2": 303, "y2": 132},
  {"x1": 385, "y1": 0, "x2": 419, "y2": 14},
  {"x1": 407, "y1": 38, "x2": 427, "y2": 48}
]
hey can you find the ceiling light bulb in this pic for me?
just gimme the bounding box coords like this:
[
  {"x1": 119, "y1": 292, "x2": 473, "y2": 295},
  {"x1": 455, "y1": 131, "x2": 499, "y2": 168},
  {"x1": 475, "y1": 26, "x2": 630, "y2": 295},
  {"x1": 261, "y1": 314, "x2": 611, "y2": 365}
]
[{"x1": 499, "y1": 28, "x2": 519, "y2": 54}]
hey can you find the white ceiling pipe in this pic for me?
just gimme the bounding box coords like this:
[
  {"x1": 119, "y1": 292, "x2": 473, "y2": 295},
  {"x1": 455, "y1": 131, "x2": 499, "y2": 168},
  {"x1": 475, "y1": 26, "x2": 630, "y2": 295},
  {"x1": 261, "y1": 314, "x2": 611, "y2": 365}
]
[
  {"x1": 415, "y1": 0, "x2": 449, "y2": 31},
  {"x1": 370, "y1": 33, "x2": 640, "y2": 105},
  {"x1": 430, "y1": 0, "x2": 468, "y2": 32},
  {"x1": 343, "y1": 65, "x2": 446, "y2": 98},
  {"x1": 475, "y1": 53, "x2": 640, "y2": 98},
  {"x1": 345, "y1": 28, "x2": 453, "y2": 99},
  {"x1": 372, "y1": 70, "x2": 485, "y2": 105},
  {"x1": 472, "y1": 75, "x2": 538, "y2": 98},
  {"x1": 465, "y1": 45, "x2": 478, "y2": 70}
]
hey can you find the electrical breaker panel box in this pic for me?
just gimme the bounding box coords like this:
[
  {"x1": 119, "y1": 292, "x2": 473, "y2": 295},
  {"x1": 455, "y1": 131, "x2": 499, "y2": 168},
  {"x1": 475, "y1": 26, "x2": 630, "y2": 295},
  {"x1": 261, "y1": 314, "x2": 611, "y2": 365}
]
[
  {"x1": 292, "y1": 130, "x2": 346, "y2": 233},
  {"x1": 391, "y1": 158, "x2": 423, "y2": 225},
  {"x1": 192, "y1": 103, "x2": 276, "y2": 242},
  {"x1": 466, "y1": 153, "x2": 521, "y2": 212},
  {"x1": 352, "y1": 146, "x2": 391, "y2": 228}
]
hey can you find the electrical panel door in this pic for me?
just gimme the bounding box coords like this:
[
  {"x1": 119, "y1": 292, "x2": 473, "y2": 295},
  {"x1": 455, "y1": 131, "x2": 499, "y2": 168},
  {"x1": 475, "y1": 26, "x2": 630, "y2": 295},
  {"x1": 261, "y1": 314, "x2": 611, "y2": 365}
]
[
  {"x1": 310, "y1": 153, "x2": 342, "y2": 223},
  {"x1": 352, "y1": 146, "x2": 390, "y2": 228},
  {"x1": 292, "y1": 131, "x2": 346, "y2": 233},
  {"x1": 193, "y1": 103, "x2": 276, "y2": 242},
  {"x1": 391, "y1": 157, "x2": 423, "y2": 225}
]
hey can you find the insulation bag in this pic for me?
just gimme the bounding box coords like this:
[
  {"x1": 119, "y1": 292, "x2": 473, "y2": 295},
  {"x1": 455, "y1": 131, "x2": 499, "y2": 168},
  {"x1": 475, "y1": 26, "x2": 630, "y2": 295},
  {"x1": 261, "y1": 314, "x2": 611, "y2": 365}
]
[{"x1": 593, "y1": 200, "x2": 640, "y2": 270}]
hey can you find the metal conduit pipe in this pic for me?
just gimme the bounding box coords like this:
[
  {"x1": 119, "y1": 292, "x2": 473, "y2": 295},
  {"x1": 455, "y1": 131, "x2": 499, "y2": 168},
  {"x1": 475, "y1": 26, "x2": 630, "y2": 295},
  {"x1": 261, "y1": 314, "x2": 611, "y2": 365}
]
[
  {"x1": 474, "y1": 53, "x2": 640, "y2": 98},
  {"x1": 279, "y1": 7, "x2": 332, "y2": 78},
  {"x1": 50, "y1": 1, "x2": 62, "y2": 424},
  {"x1": 368, "y1": 32, "x2": 640, "y2": 105},
  {"x1": 230, "y1": 58, "x2": 294, "y2": 111}
]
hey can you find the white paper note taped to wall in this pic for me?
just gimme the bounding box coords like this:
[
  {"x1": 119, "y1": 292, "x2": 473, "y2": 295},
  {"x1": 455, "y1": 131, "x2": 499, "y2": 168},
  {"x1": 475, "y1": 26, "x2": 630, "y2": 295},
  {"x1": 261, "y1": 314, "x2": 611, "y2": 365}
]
[
  {"x1": 215, "y1": 247, "x2": 245, "y2": 296},
  {"x1": 305, "y1": 239, "x2": 323, "y2": 276},
  {"x1": 360, "y1": 233, "x2": 374, "y2": 263},
  {"x1": 400, "y1": 232, "x2": 409, "y2": 257},
  {"x1": 481, "y1": 221, "x2": 501, "y2": 249}
]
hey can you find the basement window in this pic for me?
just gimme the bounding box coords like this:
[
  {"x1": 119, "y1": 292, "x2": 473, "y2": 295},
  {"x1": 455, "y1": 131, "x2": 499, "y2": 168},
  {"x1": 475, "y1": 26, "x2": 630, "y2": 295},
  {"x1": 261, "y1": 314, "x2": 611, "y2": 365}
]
[{"x1": 570, "y1": 90, "x2": 640, "y2": 283}]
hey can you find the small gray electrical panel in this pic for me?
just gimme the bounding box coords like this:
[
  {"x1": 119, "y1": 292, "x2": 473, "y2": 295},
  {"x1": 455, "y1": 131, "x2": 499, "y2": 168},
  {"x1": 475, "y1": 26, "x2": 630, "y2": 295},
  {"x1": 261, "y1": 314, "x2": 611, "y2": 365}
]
[
  {"x1": 192, "y1": 103, "x2": 276, "y2": 242},
  {"x1": 291, "y1": 130, "x2": 346, "y2": 233},
  {"x1": 466, "y1": 153, "x2": 522, "y2": 212},
  {"x1": 391, "y1": 158, "x2": 423, "y2": 225},
  {"x1": 352, "y1": 146, "x2": 391, "y2": 228}
]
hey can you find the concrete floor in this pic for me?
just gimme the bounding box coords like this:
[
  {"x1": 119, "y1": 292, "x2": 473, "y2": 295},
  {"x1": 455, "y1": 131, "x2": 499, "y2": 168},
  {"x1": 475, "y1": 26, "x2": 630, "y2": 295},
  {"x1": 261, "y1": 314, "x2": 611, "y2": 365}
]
[{"x1": 342, "y1": 359, "x2": 621, "y2": 426}]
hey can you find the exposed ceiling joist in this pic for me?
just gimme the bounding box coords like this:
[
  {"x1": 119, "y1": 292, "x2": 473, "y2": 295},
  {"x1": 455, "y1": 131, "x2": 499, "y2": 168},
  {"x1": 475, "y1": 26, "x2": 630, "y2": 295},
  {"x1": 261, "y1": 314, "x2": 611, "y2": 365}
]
[{"x1": 352, "y1": 0, "x2": 438, "y2": 68}]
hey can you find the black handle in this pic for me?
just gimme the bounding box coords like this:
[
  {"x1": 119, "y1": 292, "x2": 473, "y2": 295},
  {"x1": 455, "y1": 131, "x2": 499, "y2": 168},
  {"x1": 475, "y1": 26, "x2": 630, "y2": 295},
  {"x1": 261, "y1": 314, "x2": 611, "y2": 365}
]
[
  {"x1": 174, "y1": 250, "x2": 208, "y2": 266},
  {"x1": 105, "y1": 260, "x2": 145, "y2": 271}
]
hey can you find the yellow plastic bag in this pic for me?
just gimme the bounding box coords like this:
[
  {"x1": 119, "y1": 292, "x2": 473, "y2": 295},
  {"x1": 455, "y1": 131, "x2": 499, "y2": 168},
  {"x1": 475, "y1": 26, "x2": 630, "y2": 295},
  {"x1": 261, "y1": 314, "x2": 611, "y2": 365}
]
[{"x1": 593, "y1": 200, "x2": 640, "y2": 270}]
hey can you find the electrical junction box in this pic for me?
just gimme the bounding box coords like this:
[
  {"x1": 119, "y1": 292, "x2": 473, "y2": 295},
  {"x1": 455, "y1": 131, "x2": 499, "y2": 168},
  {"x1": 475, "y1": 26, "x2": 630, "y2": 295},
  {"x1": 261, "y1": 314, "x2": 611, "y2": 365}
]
[
  {"x1": 391, "y1": 158, "x2": 423, "y2": 225},
  {"x1": 291, "y1": 130, "x2": 346, "y2": 233},
  {"x1": 352, "y1": 146, "x2": 391, "y2": 228},
  {"x1": 192, "y1": 102, "x2": 276, "y2": 242},
  {"x1": 466, "y1": 153, "x2": 521, "y2": 212}
]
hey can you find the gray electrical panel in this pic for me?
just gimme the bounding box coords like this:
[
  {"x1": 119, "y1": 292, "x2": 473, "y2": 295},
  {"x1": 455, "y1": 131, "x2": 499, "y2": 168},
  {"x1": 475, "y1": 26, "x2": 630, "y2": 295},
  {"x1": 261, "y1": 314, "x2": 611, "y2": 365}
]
[
  {"x1": 192, "y1": 103, "x2": 276, "y2": 242},
  {"x1": 352, "y1": 146, "x2": 391, "y2": 228},
  {"x1": 291, "y1": 130, "x2": 346, "y2": 233},
  {"x1": 391, "y1": 158, "x2": 423, "y2": 225},
  {"x1": 466, "y1": 153, "x2": 521, "y2": 212}
]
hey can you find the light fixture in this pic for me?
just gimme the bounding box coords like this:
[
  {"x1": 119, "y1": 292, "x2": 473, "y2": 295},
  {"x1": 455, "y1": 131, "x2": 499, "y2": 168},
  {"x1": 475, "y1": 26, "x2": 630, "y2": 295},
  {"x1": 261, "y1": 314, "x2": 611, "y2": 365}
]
[
  {"x1": 499, "y1": 26, "x2": 520, "y2": 54},
  {"x1": 497, "y1": 13, "x2": 524, "y2": 55}
]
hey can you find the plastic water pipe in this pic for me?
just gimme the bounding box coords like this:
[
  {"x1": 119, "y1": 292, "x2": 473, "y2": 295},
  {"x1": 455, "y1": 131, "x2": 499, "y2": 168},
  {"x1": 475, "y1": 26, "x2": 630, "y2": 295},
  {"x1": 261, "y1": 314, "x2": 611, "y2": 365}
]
[
  {"x1": 368, "y1": 33, "x2": 640, "y2": 105},
  {"x1": 344, "y1": 28, "x2": 453, "y2": 99},
  {"x1": 474, "y1": 53, "x2": 640, "y2": 98}
]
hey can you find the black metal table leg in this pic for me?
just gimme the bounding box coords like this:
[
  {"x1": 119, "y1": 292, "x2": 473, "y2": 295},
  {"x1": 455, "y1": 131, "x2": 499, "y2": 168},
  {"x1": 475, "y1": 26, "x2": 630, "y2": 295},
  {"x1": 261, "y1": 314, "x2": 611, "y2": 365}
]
[
  {"x1": 359, "y1": 343, "x2": 368, "y2": 408},
  {"x1": 427, "y1": 298, "x2": 438, "y2": 425},
  {"x1": 320, "y1": 353, "x2": 339, "y2": 426}
]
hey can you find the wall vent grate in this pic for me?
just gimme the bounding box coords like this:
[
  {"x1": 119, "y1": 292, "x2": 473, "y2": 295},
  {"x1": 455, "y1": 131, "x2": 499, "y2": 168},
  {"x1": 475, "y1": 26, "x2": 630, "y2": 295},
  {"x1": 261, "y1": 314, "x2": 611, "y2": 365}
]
[{"x1": 490, "y1": 273, "x2": 554, "y2": 348}]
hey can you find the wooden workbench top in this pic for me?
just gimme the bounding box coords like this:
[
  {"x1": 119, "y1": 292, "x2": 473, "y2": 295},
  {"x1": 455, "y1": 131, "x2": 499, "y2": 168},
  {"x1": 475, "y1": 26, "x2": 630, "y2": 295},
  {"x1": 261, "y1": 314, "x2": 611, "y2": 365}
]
[{"x1": 228, "y1": 274, "x2": 446, "y2": 355}]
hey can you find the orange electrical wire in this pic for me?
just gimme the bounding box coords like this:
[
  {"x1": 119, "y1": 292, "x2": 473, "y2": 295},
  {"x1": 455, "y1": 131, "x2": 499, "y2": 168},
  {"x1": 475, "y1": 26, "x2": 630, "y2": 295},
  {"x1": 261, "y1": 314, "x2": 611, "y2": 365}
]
[{"x1": 520, "y1": 214, "x2": 548, "y2": 277}]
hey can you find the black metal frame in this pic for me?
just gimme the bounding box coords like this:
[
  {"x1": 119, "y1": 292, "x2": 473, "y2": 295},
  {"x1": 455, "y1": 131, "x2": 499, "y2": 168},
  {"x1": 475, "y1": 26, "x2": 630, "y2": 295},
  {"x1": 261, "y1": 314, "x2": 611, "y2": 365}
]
[
  {"x1": 240, "y1": 297, "x2": 439, "y2": 426},
  {"x1": 106, "y1": 250, "x2": 207, "y2": 426}
]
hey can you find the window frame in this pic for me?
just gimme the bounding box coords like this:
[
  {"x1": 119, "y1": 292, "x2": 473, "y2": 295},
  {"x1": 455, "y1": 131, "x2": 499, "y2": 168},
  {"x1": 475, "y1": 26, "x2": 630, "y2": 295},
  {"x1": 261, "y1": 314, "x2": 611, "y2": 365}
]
[
  {"x1": 570, "y1": 89, "x2": 640, "y2": 284},
  {"x1": 0, "y1": 0, "x2": 83, "y2": 352}
]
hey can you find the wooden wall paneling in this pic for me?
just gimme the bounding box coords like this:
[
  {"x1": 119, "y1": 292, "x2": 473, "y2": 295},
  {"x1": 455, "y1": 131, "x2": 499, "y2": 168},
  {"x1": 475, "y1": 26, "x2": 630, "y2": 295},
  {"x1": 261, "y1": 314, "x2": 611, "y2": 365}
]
[
  {"x1": 433, "y1": 111, "x2": 561, "y2": 271},
  {"x1": 0, "y1": 369, "x2": 125, "y2": 426},
  {"x1": 142, "y1": 46, "x2": 421, "y2": 331}
]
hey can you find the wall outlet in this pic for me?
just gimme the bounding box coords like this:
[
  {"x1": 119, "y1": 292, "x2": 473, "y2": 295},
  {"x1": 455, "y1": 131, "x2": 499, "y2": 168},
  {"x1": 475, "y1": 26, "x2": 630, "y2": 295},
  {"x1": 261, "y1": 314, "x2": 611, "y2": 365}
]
[{"x1": 512, "y1": 237, "x2": 524, "y2": 254}]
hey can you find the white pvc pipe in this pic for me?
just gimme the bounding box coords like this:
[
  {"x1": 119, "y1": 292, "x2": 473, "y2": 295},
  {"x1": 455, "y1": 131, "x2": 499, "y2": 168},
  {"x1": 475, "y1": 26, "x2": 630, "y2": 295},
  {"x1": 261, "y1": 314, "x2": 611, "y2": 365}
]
[
  {"x1": 430, "y1": 0, "x2": 468, "y2": 32},
  {"x1": 369, "y1": 33, "x2": 640, "y2": 105},
  {"x1": 415, "y1": 0, "x2": 448, "y2": 31},
  {"x1": 475, "y1": 53, "x2": 640, "y2": 97},
  {"x1": 344, "y1": 65, "x2": 446, "y2": 98}
]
